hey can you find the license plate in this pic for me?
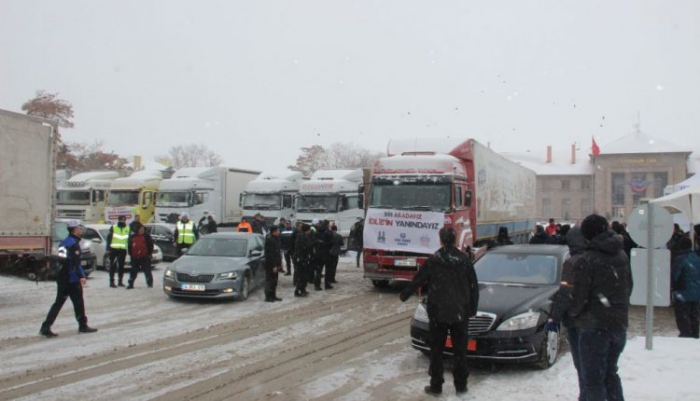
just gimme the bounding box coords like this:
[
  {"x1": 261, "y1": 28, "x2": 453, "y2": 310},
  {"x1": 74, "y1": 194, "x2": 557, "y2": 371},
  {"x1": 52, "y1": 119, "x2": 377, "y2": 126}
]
[
  {"x1": 445, "y1": 336, "x2": 477, "y2": 351},
  {"x1": 394, "y1": 258, "x2": 417, "y2": 267},
  {"x1": 181, "y1": 284, "x2": 205, "y2": 291}
]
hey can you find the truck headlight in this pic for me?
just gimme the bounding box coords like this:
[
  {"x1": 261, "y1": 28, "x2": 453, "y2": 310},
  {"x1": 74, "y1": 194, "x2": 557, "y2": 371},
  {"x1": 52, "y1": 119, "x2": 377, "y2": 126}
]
[
  {"x1": 217, "y1": 271, "x2": 238, "y2": 280},
  {"x1": 496, "y1": 311, "x2": 540, "y2": 331},
  {"x1": 413, "y1": 302, "x2": 429, "y2": 324}
]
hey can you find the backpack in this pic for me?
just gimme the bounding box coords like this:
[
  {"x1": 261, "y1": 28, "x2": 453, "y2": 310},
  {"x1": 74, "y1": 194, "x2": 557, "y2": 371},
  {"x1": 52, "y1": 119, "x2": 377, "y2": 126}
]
[{"x1": 131, "y1": 235, "x2": 149, "y2": 259}]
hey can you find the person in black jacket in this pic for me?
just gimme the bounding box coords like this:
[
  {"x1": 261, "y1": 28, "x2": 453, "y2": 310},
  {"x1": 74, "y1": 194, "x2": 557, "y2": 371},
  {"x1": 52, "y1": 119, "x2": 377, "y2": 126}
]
[
  {"x1": 264, "y1": 225, "x2": 283, "y2": 302},
  {"x1": 495, "y1": 226, "x2": 513, "y2": 246},
  {"x1": 313, "y1": 219, "x2": 333, "y2": 290},
  {"x1": 40, "y1": 220, "x2": 97, "y2": 337},
  {"x1": 127, "y1": 223, "x2": 155, "y2": 289},
  {"x1": 571, "y1": 214, "x2": 632, "y2": 401},
  {"x1": 327, "y1": 224, "x2": 344, "y2": 284},
  {"x1": 293, "y1": 224, "x2": 314, "y2": 297},
  {"x1": 529, "y1": 225, "x2": 549, "y2": 244},
  {"x1": 399, "y1": 227, "x2": 479, "y2": 397},
  {"x1": 548, "y1": 227, "x2": 587, "y2": 397},
  {"x1": 350, "y1": 218, "x2": 364, "y2": 267}
]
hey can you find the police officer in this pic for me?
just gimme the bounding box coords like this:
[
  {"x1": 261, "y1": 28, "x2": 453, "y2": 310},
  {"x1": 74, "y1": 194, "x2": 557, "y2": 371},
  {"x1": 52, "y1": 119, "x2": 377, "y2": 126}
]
[
  {"x1": 293, "y1": 224, "x2": 314, "y2": 297},
  {"x1": 327, "y1": 224, "x2": 343, "y2": 284},
  {"x1": 173, "y1": 212, "x2": 198, "y2": 256},
  {"x1": 264, "y1": 225, "x2": 283, "y2": 302},
  {"x1": 313, "y1": 219, "x2": 333, "y2": 290},
  {"x1": 280, "y1": 218, "x2": 295, "y2": 275},
  {"x1": 40, "y1": 220, "x2": 97, "y2": 337},
  {"x1": 106, "y1": 215, "x2": 131, "y2": 288},
  {"x1": 400, "y1": 227, "x2": 479, "y2": 396}
]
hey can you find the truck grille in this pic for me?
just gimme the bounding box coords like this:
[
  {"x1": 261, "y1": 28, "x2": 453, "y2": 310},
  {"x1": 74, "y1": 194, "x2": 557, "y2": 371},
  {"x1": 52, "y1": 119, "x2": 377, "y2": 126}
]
[
  {"x1": 57, "y1": 210, "x2": 86, "y2": 220},
  {"x1": 469, "y1": 312, "x2": 497, "y2": 335},
  {"x1": 177, "y1": 273, "x2": 214, "y2": 283}
]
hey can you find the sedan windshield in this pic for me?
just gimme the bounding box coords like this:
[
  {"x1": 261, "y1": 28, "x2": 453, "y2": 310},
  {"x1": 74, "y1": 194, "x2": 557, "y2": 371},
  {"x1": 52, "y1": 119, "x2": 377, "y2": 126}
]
[
  {"x1": 476, "y1": 253, "x2": 558, "y2": 285},
  {"x1": 369, "y1": 181, "x2": 451, "y2": 212},
  {"x1": 186, "y1": 238, "x2": 248, "y2": 257}
]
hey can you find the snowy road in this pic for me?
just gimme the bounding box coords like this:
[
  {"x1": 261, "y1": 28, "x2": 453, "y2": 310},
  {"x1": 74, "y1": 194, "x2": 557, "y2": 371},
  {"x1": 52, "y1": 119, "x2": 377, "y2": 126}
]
[{"x1": 0, "y1": 256, "x2": 687, "y2": 400}]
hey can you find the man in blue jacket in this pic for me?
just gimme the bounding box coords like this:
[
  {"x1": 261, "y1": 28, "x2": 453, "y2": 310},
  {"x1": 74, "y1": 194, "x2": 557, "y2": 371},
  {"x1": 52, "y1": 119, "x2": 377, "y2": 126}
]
[
  {"x1": 671, "y1": 236, "x2": 700, "y2": 338},
  {"x1": 40, "y1": 220, "x2": 98, "y2": 338}
]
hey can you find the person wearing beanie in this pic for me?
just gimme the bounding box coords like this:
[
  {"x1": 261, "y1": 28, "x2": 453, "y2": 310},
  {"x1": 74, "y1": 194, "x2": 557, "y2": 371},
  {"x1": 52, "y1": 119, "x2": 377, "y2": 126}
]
[
  {"x1": 570, "y1": 214, "x2": 632, "y2": 401},
  {"x1": 264, "y1": 225, "x2": 283, "y2": 302},
  {"x1": 671, "y1": 236, "x2": 700, "y2": 338}
]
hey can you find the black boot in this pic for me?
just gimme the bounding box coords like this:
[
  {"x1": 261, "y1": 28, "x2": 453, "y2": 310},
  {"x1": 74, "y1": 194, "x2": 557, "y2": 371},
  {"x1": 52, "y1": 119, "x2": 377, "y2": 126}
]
[
  {"x1": 424, "y1": 385, "x2": 442, "y2": 396},
  {"x1": 39, "y1": 326, "x2": 58, "y2": 338},
  {"x1": 109, "y1": 279, "x2": 117, "y2": 288},
  {"x1": 79, "y1": 326, "x2": 98, "y2": 334}
]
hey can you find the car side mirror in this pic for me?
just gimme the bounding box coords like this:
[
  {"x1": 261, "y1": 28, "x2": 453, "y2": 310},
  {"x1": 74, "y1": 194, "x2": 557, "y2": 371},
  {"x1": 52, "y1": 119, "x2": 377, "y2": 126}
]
[
  {"x1": 91, "y1": 238, "x2": 102, "y2": 244},
  {"x1": 250, "y1": 250, "x2": 262, "y2": 257}
]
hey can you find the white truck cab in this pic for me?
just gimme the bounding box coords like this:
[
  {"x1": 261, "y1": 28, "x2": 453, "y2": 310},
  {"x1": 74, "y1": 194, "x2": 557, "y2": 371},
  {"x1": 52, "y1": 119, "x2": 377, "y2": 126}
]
[
  {"x1": 240, "y1": 170, "x2": 305, "y2": 226},
  {"x1": 56, "y1": 171, "x2": 121, "y2": 223}
]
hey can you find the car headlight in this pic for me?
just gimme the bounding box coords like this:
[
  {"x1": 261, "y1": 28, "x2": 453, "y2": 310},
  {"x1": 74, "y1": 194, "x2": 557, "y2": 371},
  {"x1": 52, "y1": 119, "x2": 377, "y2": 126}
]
[
  {"x1": 496, "y1": 311, "x2": 541, "y2": 331},
  {"x1": 217, "y1": 271, "x2": 238, "y2": 280},
  {"x1": 413, "y1": 302, "x2": 429, "y2": 324},
  {"x1": 164, "y1": 268, "x2": 175, "y2": 278}
]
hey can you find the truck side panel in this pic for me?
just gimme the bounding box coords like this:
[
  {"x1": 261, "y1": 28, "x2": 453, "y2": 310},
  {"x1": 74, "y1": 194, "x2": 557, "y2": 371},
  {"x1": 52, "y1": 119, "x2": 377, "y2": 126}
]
[
  {"x1": 223, "y1": 169, "x2": 260, "y2": 224},
  {"x1": 0, "y1": 110, "x2": 55, "y2": 239},
  {"x1": 472, "y1": 140, "x2": 536, "y2": 240}
]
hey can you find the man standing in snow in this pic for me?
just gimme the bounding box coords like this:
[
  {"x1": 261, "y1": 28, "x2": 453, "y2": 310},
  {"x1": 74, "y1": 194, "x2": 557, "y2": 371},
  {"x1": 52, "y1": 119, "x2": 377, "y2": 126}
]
[
  {"x1": 671, "y1": 236, "x2": 700, "y2": 338},
  {"x1": 399, "y1": 227, "x2": 479, "y2": 396},
  {"x1": 264, "y1": 225, "x2": 283, "y2": 302},
  {"x1": 570, "y1": 214, "x2": 631, "y2": 401}
]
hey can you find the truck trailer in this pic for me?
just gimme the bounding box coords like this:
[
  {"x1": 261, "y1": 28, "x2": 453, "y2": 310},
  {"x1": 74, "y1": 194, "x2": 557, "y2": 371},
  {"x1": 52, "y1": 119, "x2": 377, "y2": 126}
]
[
  {"x1": 0, "y1": 109, "x2": 57, "y2": 278},
  {"x1": 295, "y1": 169, "x2": 367, "y2": 249},
  {"x1": 155, "y1": 167, "x2": 260, "y2": 226},
  {"x1": 240, "y1": 170, "x2": 305, "y2": 226},
  {"x1": 363, "y1": 138, "x2": 537, "y2": 287},
  {"x1": 56, "y1": 171, "x2": 121, "y2": 223}
]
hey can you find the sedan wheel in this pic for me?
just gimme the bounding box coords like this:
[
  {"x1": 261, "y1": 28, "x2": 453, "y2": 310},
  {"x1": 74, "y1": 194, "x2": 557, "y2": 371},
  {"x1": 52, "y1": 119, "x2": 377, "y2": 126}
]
[
  {"x1": 372, "y1": 280, "x2": 390, "y2": 288},
  {"x1": 239, "y1": 274, "x2": 250, "y2": 301},
  {"x1": 103, "y1": 255, "x2": 110, "y2": 271},
  {"x1": 536, "y1": 327, "x2": 560, "y2": 369}
]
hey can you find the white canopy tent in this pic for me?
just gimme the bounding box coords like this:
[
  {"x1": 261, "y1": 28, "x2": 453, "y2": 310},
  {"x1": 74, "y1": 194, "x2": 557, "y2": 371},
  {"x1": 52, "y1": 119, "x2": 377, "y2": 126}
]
[
  {"x1": 650, "y1": 184, "x2": 700, "y2": 234},
  {"x1": 664, "y1": 173, "x2": 700, "y2": 195}
]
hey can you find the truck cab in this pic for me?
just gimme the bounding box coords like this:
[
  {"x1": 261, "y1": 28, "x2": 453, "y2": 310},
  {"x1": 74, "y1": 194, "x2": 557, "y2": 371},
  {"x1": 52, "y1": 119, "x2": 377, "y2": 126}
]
[
  {"x1": 240, "y1": 170, "x2": 305, "y2": 226},
  {"x1": 295, "y1": 169, "x2": 365, "y2": 249},
  {"x1": 104, "y1": 170, "x2": 163, "y2": 224},
  {"x1": 56, "y1": 171, "x2": 121, "y2": 223}
]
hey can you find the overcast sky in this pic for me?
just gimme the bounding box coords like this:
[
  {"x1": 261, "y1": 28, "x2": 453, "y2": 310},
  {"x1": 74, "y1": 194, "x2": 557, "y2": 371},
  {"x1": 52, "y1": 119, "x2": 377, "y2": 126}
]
[{"x1": 1, "y1": 0, "x2": 698, "y2": 172}]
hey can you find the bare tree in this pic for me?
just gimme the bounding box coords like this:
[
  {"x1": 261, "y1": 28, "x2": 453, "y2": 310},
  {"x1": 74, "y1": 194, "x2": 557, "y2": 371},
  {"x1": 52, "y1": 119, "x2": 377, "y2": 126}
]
[
  {"x1": 157, "y1": 144, "x2": 223, "y2": 169},
  {"x1": 289, "y1": 143, "x2": 382, "y2": 176},
  {"x1": 288, "y1": 145, "x2": 329, "y2": 177},
  {"x1": 69, "y1": 141, "x2": 128, "y2": 172}
]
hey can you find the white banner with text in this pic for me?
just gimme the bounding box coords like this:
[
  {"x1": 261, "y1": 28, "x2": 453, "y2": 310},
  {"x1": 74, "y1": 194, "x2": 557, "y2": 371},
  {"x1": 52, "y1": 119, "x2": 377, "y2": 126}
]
[{"x1": 363, "y1": 209, "x2": 444, "y2": 254}]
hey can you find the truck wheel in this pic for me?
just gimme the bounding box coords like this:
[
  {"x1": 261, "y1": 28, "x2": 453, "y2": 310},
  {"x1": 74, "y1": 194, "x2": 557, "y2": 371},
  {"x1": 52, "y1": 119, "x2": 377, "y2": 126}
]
[{"x1": 372, "y1": 280, "x2": 389, "y2": 288}]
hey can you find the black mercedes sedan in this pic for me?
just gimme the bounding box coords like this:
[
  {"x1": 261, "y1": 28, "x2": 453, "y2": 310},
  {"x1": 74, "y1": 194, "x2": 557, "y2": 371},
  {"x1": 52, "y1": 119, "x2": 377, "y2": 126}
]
[{"x1": 410, "y1": 244, "x2": 569, "y2": 369}]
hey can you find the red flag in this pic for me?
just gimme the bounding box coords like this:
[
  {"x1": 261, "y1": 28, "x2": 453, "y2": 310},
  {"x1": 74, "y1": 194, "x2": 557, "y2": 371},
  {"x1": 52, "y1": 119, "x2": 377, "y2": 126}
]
[{"x1": 592, "y1": 137, "x2": 600, "y2": 157}]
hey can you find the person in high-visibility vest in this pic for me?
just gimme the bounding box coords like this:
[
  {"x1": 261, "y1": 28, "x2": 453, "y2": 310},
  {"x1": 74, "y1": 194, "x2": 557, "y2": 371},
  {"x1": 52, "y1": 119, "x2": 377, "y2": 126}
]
[
  {"x1": 173, "y1": 213, "x2": 199, "y2": 256},
  {"x1": 106, "y1": 215, "x2": 131, "y2": 288},
  {"x1": 237, "y1": 219, "x2": 253, "y2": 233}
]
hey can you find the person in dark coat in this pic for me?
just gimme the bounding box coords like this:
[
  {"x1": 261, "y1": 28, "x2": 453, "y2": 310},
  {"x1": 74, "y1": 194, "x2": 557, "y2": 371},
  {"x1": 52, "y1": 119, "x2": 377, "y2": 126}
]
[
  {"x1": 327, "y1": 224, "x2": 344, "y2": 284},
  {"x1": 313, "y1": 219, "x2": 333, "y2": 290},
  {"x1": 495, "y1": 226, "x2": 513, "y2": 246},
  {"x1": 127, "y1": 223, "x2": 155, "y2": 289},
  {"x1": 293, "y1": 224, "x2": 314, "y2": 297},
  {"x1": 288, "y1": 221, "x2": 302, "y2": 280},
  {"x1": 350, "y1": 218, "x2": 364, "y2": 267},
  {"x1": 206, "y1": 215, "x2": 218, "y2": 234},
  {"x1": 279, "y1": 219, "x2": 295, "y2": 275},
  {"x1": 529, "y1": 225, "x2": 549, "y2": 244},
  {"x1": 671, "y1": 236, "x2": 700, "y2": 338},
  {"x1": 264, "y1": 225, "x2": 283, "y2": 302},
  {"x1": 399, "y1": 227, "x2": 479, "y2": 397},
  {"x1": 611, "y1": 220, "x2": 637, "y2": 259},
  {"x1": 667, "y1": 223, "x2": 688, "y2": 261},
  {"x1": 251, "y1": 213, "x2": 269, "y2": 236},
  {"x1": 40, "y1": 220, "x2": 97, "y2": 337},
  {"x1": 570, "y1": 214, "x2": 632, "y2": 401},
  {"x1": 548, "y1": 227, "x2": 587, "y2": 397}
]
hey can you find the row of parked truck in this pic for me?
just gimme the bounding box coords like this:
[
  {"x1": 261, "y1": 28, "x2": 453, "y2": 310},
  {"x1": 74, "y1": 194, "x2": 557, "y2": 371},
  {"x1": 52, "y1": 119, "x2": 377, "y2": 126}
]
[{"x1": 1, "y1": 107, "x2": 538, "y2": 282}]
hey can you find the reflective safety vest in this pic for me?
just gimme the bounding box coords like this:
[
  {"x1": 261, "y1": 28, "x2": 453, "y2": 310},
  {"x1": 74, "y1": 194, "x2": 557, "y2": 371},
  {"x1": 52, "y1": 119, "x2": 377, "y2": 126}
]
[
  {"x1": 111, "y1": 225, "x2": 130, "y2": 250},
  {"x1": 237, "y1": 221, "x2": 252, "y2": 233},
  {"x1": 177, "y1": 221, "x2": 196, "y2": 245}
]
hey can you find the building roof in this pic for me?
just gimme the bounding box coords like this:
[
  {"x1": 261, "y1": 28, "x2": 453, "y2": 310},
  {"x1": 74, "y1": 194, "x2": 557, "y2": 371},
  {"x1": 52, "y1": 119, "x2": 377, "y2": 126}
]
[
  {"x1": 599, "y1": 130, "x2": 692, "y2": 155},
  {"x1": 500, "y1": 148, "x2": 593, "y2": 176}
]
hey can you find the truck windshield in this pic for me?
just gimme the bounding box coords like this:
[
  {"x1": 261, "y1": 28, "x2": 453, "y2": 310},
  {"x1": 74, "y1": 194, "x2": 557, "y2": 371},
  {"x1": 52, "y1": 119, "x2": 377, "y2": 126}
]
[
  {"x1": 369, "y1": 181, "x2": 451, "y2": 212},
  {"x1": 56, "y1": 190, "x2": 90, "y2": 205},
  {"x1": 107, "y1": 190, "x2": 140, "y2": 206},
  {"x1": 296, "y1": 195, "x2": 338, "y2": 213},
  {"x1": 157, "y1": 191, "x2": 190, "y2": 207},
  {"x1": 242, "y1": 193, "x2": 281, "y2": 210}
]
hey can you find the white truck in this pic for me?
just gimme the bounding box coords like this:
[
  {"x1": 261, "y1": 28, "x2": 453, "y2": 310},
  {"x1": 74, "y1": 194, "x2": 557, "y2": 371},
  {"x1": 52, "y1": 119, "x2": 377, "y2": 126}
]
[
  {"x1": 295, "y1": 169, "x2": 366, "y2": 249},
  {"x1": 56, "y1": 171, "x2": 121, "y2": 223},
  {"x1": 240, "y1": 170, "x2": 305, "y2": 226},
  {"x1": 155, "y1": 166, "x2": 260, "y2": 226},
  {"x1": 0, "y1": 109, "x2": 57, "y2": 277},
  {"x1": 104, "y1": 170, "x2": 163, "y2": 224}
]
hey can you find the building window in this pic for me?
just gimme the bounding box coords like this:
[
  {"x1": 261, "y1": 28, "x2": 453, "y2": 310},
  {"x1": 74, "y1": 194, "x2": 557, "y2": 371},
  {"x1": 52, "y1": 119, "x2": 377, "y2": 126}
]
[
  {"x1": 581, "y1": 198, "x2": 591, "y2": 216},
  {"x1": 542, "y1": 198, "x2": 551, "y2": 218},
  {"x1": 653, "y1": 173, "x2": 668, "y2": 198},
  {"x1": 581, "y1": 178, "x2": 591, "y2": 190},
  {"x1": 631, "y1": 173, "x2": 647, "y2": 207},
  {"x1": 562, "y1": 198, "x2": 571, "y2": 220},
  {"x1": 612, "y1": 173, "x2": 625, "y2": 206},
  {"x1": 561, "y1": 179, "x2": 570, "y2": 190}
]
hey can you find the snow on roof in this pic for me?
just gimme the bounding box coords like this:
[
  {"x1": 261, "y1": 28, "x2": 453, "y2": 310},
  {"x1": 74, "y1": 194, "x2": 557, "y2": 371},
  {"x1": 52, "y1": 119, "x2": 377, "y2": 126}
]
[
  {"x1": 67, "y1": 171, "x2": 121, "y2": 182},
  {"x1": 255, "y1": 170, "x2": 304, "y2": 182},
  {"x1": 309, "y1": 169, "x2": 363, "y2": 181},
  {"x1": 387, "y1": 138, "x2": 467, "y2": 156},
  {"x1": 501, "y1": 148, "x2": 593, "y2": 176},
  {"x1": 599, "y1": 130, "x2": 692, "y2": 155}
]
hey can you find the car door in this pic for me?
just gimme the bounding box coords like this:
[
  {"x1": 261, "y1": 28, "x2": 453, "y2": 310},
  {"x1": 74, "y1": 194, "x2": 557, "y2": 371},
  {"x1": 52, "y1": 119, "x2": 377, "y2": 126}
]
[
  {"x1": 83, "y1": 228, "x2": 106, "y2": 266},
  {"x1": 249, "y1": 236, "x2": 265, "y2": 287},
  {"x1": 150, "y1": 225, "x2": 176, "y2": 259}
]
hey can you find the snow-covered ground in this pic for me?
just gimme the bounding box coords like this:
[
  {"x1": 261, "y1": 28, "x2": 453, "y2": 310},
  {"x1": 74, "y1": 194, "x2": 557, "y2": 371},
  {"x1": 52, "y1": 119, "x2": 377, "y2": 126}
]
[{"x1": 0, "y1": 254, "x2": 698, "y2": 400}]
